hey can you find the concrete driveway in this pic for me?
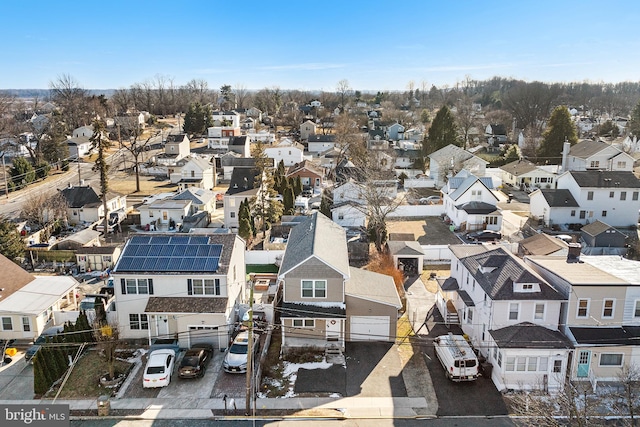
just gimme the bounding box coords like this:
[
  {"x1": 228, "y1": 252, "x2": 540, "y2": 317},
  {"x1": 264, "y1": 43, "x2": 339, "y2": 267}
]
[{"x1": 0, "y1": 351, "x2": 34, "y2": 400}]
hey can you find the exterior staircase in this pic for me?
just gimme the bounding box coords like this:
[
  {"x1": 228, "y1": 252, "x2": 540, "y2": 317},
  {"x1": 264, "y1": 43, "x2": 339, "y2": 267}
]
[
  {"x1": 325, "y1": 342, "x2": 345, "y2": 365},
  {"x1": 445, "y1": 300, "x2": 460, "y2": 326}
]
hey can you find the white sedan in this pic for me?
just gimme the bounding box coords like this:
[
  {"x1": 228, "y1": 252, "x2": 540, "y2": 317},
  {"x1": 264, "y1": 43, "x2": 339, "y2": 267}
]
[{"x1": 143, "y1": 349, "x2": 175, "y2": 388}]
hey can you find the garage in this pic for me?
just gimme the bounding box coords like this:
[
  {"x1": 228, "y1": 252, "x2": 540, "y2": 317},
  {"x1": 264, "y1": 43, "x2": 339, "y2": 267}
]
[
  {"x1": 350, "y1": 316, "x2": 390, "y2": 341},
  {"x1": 188, "y1": 325, "x2": 224, "y2": 349},
  {"x1": 387, "y1": 241, "x2": 424, "y2": 275}
]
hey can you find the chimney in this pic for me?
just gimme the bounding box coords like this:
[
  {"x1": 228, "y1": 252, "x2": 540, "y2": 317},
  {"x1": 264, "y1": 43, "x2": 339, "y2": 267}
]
[
  {"x1": 561, "y1": 139, "x2": 571, "y2": 172},
  {"x1": 567, "y1": 243, "x2": 581, "y2": 263}
]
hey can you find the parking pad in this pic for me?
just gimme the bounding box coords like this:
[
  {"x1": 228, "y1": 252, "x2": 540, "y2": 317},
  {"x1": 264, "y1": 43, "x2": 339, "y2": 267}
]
[{"x1": 294, "y1": 364, "x2": 346, "y2": 395}]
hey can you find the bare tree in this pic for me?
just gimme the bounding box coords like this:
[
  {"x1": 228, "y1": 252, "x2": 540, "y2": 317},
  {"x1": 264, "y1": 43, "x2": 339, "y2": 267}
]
[
  {"x1": 502, "y1": 81, "x2": 562, "y2": 134},
  {"x1": 234, "y1": 84, "x2": 249, "y2": 109},
  {"x1": 110, "y1": 88, "x2": 133, "y2": 115},
  {"x1": 21, "y1": 192, "x2": 68, "y2": 230},
  {"x1": 49, "y1": 74, "x2": 90, "y2": 131},
  {"x1": 336, "y1": 79, "x2": 352, "y2": 110},
  {"x1": 120, "y1": 125, "x2": 155, "y2": 193}
]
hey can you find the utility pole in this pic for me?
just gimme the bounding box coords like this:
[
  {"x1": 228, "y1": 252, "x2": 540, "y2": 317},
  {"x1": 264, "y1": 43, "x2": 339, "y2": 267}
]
[
  {"x1": 77, "y1": 155, "x2": 82, "y2": 186},
  {"x1": 0, "y1": 152, "x2": 8, "y2": 199},
  {"x1": 245, "y1": 281, "x2": 254, "y2": 415}
]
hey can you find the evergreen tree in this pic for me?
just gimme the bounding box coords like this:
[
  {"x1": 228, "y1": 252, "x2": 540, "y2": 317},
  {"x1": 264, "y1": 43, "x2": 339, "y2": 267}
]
[
  {"x1": 33, "y1": 352, "x2": 49, "y2": 395},
  {"x1": 34, "y1": 159, "x2": 51, "y2": 180},
  {"x1": 283, "y1": 186, "x2": 295, "y2": 215},
  {"x1": 238, "y1": 217, "x2": 252, "y2": 241},
  {"x1": 0, "y1": 216, "x2": 25, "y2": 261},
  {"x1": 423, "y1": 105, "x2": 459, "y2": 155},
  {"x1": 277, "y1": 159, "x2": 286, "y2": 177},
  {"x1": 90, "y1": 120, "x2": 112, "y2": 235},
  {"x1": 628, "y1": 100, "x2": 640, "y2": 137},
  {"x1": 10, "y1": 157, "x2": 35, "y2": 189},
  {"x1": 537, "y1": 106, "x2": 578, "y2": 164},
  {"x1": 294, "y1": 176, "x2": 303, "y2": 197}
]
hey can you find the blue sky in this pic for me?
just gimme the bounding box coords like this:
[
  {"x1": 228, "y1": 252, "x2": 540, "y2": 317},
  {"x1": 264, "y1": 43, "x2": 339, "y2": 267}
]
[{"x1": 3, "y1": 1, "x2": 640, "y2": 91}]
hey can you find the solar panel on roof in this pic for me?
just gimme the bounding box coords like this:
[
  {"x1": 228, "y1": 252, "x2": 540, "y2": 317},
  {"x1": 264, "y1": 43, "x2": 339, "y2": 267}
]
[
  {"x1": 196, "y1": 245, "x2": 210, "y2": 257},
  {"x1": 118, "y1": 257, "x2": 135, "y2": 270},
  {"x1": 171, "y1": 245, "x2": 186, "y2": 256},
  {"x1": 136, "y1": 245, "x2": 151, "y2": 256},
  {"x1": 208, "y1": 245, "x2": 222, "y2": 257},
  {"x1": 185, "y1": 245, "x2": 199, "y2": 256},
  {"x1": 170, "y1": 235, "x2": 189, "y2": 244},
  {"x1": 128, "y1": 258, "x2": 146, "y2": 272},
  {"x1": 156, "y1": 257, "x2": 172, "y2": 271},
  {"x1": 167, "y1": 258, "x2": 182, "y2": 270},
  {"x1": 193, "y1": 257, "x2": 208, "y2": 271},
  {"x1": 148, "y1": 245, "x2": 162, "y2": 256},
  {"x1": 151, "y1": 235, "x2": 171, "y2": 245},
  {"x1": 130, "y1": 235, "x2": 150, "y2": 245},
  {"x1": 180, "y1": 258, "x2": 195, "y2": 270},
  {"x1": 189, "y1": 236, "x2": 210, "y2": 245},
  {"x1": 142, "y1": 257, "x2": 157, "y2": 270},
  {"x1": 160, "y1": 245, "x2": 174, "y2": 256},
  {"x1": 205, "y1": 257, "x2": 219, "y2": 271}
]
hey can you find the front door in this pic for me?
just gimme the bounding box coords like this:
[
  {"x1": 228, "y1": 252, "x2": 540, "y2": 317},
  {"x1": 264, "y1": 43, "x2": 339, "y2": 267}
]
[
  {"x1": 577, "y1": 350, "x2": 591, "y2": 378},
  {"x1": 326, "y1": 319, "x2": 341, "y2": 342},
  {"x1": 156, "y1": 315, "x2": 169, "y2": 337}
]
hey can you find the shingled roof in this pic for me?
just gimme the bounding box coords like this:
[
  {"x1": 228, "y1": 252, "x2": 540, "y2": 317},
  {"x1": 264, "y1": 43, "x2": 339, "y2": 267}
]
[
  {"x1": 538, "y1": 189, "x2": 579, "y2": 207},
  {"x1": 490, "y1": 322, "x2": 573, "y2": 349},
  {"x1": 568, "y1": 171, "x2": 640, "y2": 188}
]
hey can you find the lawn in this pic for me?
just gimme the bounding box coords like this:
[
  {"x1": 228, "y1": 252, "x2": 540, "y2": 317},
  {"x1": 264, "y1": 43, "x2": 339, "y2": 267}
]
[{"x1": 50, "y1": 349, "x2": 133, "y2": 399}]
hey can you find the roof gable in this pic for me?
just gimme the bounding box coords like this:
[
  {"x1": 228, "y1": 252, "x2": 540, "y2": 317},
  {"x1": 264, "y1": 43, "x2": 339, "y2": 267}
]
[
  {"x1": 226, "y1": 167, "x2": 258, "y2": 195},
  {"x1": 0, "y1": 254, "x2": 36, "y2": 301},
  {"x1": 60, "y1": 185, "x2": 101, "y2": 207}
]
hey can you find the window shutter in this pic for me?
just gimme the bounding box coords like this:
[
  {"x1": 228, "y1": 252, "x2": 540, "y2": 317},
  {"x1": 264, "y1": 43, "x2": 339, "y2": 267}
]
[
  {"x1": 120, "y1": 278, "x2": 126, "y2": 295},
  {"x1": 148, "y1": 278, "x2": 154, "y2": 295},
  {"x1": 187, "y1": 279, "x2": 192, "y2": 295},
  {"x1": 215, "y1": 279, "x2": 220, "y2": 295}
]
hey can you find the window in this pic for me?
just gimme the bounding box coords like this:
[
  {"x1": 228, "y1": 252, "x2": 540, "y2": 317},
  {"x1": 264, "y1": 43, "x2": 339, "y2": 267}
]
[
  {"x1": 577, "y1": 299, "x2": 589, "y2": 318},
  {"x1": 587, "y1": 191, "x2": 594, "y2": 200},
  {"x1": 292, "y1": 319, "x2": 315, "y2": 327},
  {"x1": 509, "y1": 303, "x2": 519, "y2": 321},
  {"x1": 129, "y1": 314, "x2": 149, "y2": 330},
  {"x1": 534, "y1": 303, "x2": 545, "y2": 320},
  {"x1": 493, "y1": 346, "x2": 498, "y2": 362},
  {"x1": 610, "y1": 191, "x2": 615, "y2": 198},
  {"x1": 467, "y1": 308, "x2": 473, "y2": 324},
  {"x1": 600, "y1": 353, "x2": 623, "y2": 367},
  {"x1": 486, "y1": 216, "x2": 498, "y2": 225},
  {"x1": 602, "y1": 211, "x2": 607, "y2": 217},
  {"x1": 579, "y1": 211, "x2": 586, "y2": 219},
  {"x1": 590, "y1": 160, "x2": 600, "y2": 168},
  {"x1": 338, "y1": 212, "x2": 344, "y2": 220},
  {"x1": 1, "y1": 317, "x2": 13, "y2": 331},
  {"x1": 635, "y1": 300, "x2": 640, "y2": 318},
  {"x1": 497, "y1": 351, "x2": 503, "y2": 367},
  {"x1": 570, "y1": 210, "x2": 576, "y2": 217},
  {"x1": 505, "y1": 357, "x2": 515, "y2": 371},
  {"x1": 192, "y1": 279, "x2": 220, "y2": 295},
  {"x1": 516, "y1": 358, "x2": 526, "y2": 371},
  {"x1": 522, "y1": 284, "x2": 533, "y2": 290},
  {"x1": 528, "y1": 357, "x2": 538, "y2": 372},
  {"x1": 617, "y1": 161, "x2": 627, "y2": 169},
  {"x1": 633, "y1": 192, "x2": 639, "y2": 201},
  {"x1": 621, "y1": 192, "x2": 627, "y2": 201},
  {"x1": 230, "y1": 211, "x2": 235, "y2": 218},
  {"x1": 163, "y1": 212, "x2": 168, "y2": 220},
  {"x1": 123, "y1": 279, "x2": 153, "y2": 295},
  {"x1": 602, "y1": 299, "x2": 615, "y2": 318},
  {"x1": 553, "y1": 360, "x2": 562, "y2": 373},
  {"x1": 149, "y1": 210, "x2": 154, "y2": 217},
  {"x1": 21, "y1": 317, "x2": 30, "y2": 332},
  {"x1": 301, "y1": 280, "x2": 327, "y2": 298},
  {"x1": 539, "y1": 357, "x2": 548, "y2": 372}
]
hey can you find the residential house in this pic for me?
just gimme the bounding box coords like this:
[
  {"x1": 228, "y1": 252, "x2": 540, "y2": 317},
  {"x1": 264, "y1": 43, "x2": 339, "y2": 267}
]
[
  {"x1": 72, "y1": 125, "x2": 94, "y2": 138},
  {"x1": 212, "y1": 111, "x2": 240, "y2": 128},
  {"x1": 307, "y1": 134, "x2": 336, "y2": 154},
  {"x1": 428, "y1": 144, "x2": 488, "y2": 188},
  {"x1": 60, "y1": 184, "x2": 127, "y2": 225},
  {"x1": 566, "y1": 139, "x2": 634, "y2": 172},
  {"x1": 75, "y1": 246, "x2": 122, "y2": 273},
  {"x1": 207, "y1": 125, "x2": 242, "y2": 150},
  {"x1": 485, "y1": 124, "x2": 508, "y2": 142},
  {"x1": 500, "y1": 159, "x2": 557, "y2": 191},
  {"x1": 529, "y1": 170, "x2": 640, "y2": 228},
  {"x1": 0, "y1": 254, "x2": 78, "y2": 342},
  {"x1": 67, "y1": 136, "x2": 93, "y2": 159},
  {"x1": 439, "y1": 245, "x2": 572, "y2": 393},
  {"x1": 54, "y1": 228, "x2": 101, "y2": 250},
  {"x1": 112, "y1": 233, "x2": 246, "y2": 349},
  {"x1": 114, "y1": 112, "x2": 145, "y2": 130},
  {"x1": 278, "y1": 213, "x2": 402, "y2": 352},
  {"x1": 394, "y1": 140, "x2": 422, "y2": 170},
  {"x1": 246, "y1": 130, "x2": 276, "y2": 144},
  {"x1": 224, "y1": 167, "x2": 259, "y2": 229},
  {"x1": 525, "y1": 253, "x2": 640, "y2": 388},
  {"x1": 387, "y1": 241, "x2": 424, "y2": 274},
  {"x1": 387, "y1": 123, "x2": 405, "y2": 141},
  {"x1": 156, "y1": 134, "x2": 190, "y2": 166},
  {"x1": 138, "y1": 198, "x2": 191, "y2": 231},
  {"x1": 172, "y1": 187, "x2": 217, "y2": 216},
  {"x1": 219, "y1": 155, "x2": 260, "y2": 181},
  {"x1": 300, "y1": 120, "x2": 316, "y2": 141},
  {"x1": 580, "y1": 220, "x2": 627, "y2": 256},
  {"x1": 286, "y1": 160, "x2": 324, "y2": 193},
  {"x1": 442, "y1": 171, "x2": 501, "y2": 232},
  {"x1": 228, "y1": 136, "x2": 250, "y2": 158},
  {"x1": 171, "y1": 157, "x2": 216, "y2": 191},
  {"x1": 331, "y1": 201, "x2": 366, "y2": 228},
  {"x1": 264, "y1": 139, "x2": 304, "y2": 167}
]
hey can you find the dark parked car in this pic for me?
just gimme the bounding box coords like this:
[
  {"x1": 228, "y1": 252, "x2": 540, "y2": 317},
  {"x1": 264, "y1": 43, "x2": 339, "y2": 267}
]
[
  {"x1": 178, "y1": 344, "x2": 214, "y2": 379},
  {"x1": 465, "y1": 230, "x2": 502, "y2": 242},
  {"x1": 25, "y1": 325, "x2": 64, "y2": 362}
]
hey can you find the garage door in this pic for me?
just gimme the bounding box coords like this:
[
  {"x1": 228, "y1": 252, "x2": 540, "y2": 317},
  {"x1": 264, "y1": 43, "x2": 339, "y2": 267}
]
[
  {"x1": 350, "y1": 316, "x2": 390, "y2": 341},
  {"x1": 188, "y1": 325, "x2": 221, "y2": 348}
]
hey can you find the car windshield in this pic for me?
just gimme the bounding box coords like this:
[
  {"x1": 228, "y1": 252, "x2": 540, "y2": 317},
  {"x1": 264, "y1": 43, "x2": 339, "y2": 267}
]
[
  {"x1": 146, "y1": 366, "x2": 165, "y2": 374},
  {"x1": 34, "y1": 336, "x2": 47, "y2": 345},
  {"x1": 229, "y1": 344, "x2": 248, "y2": 354},
  {"x1": 79, "y1": 301, "x2": 95, "y2": 310},
  {"x1": 182, "y1": 356, "x2": 200, "y2": 367}
]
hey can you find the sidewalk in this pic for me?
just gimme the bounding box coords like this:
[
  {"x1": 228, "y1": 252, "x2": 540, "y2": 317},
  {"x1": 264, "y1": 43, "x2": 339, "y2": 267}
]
[{"x1": 0, "y1": 396, "x2": 431, "y2": 419}]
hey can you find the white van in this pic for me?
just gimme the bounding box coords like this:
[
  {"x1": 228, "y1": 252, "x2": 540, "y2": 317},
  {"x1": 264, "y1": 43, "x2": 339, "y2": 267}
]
[{"x1": 434, "y1": 333, "x2": 479, "y2": 382}]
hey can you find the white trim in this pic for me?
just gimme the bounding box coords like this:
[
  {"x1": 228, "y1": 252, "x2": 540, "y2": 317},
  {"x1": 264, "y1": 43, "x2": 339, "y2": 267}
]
[
  {"x1": 301, "y1": 279, "x2": 327, "y2": 299},
  {"x1": 602, "y1": 298, "x2": 615, "y2": 319},
  {"x1": 576, "y1": 298, "x2": 590, "y2": 319},
  {"x1": 508, "y1": 302, "x2": 520, "y2": 321},
  {"x1": 534, "y1": 302, "x2": 546, "y2": 321},
  {"x1": 598, "y1": 353, "x2": 624, "y2": 367}
]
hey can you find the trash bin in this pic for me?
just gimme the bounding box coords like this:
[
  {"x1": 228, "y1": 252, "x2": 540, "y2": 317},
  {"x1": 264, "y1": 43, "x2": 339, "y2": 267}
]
[
  {"x1": 481, "y1": 362, "x2": 493, "y2": 378},
  {"x1": 97, "y1": 395, "x2": 110, "y2": 416}
]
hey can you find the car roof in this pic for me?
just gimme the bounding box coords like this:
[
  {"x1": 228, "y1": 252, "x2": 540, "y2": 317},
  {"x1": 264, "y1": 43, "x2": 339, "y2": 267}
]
[
  {"x1": 148, "y1": 349, "x2": 174, "y2": 358},
  {"x1": 42, "y1": 326, "x2": 64, "y2": 335},
  {"x1": 233, "y1": 331, "x2": 250, "y2": 344}
]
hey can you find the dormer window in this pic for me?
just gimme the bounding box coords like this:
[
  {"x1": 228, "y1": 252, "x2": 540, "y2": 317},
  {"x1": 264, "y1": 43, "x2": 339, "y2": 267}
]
[{"x1": 514, "y1": 282, "x2": 540, "y2": 292}]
